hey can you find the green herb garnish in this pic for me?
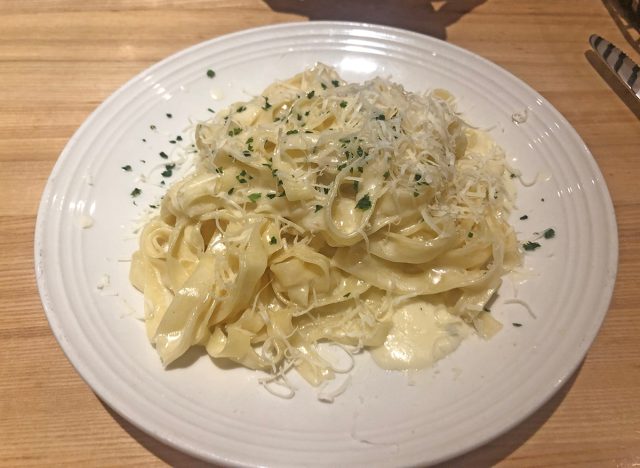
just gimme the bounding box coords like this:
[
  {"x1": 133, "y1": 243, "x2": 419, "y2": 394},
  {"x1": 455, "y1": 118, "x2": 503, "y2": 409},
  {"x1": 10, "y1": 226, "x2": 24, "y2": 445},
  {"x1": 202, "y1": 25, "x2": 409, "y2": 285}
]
[
  {"x1": 121, "y1": 165, "x2": 132, "y2": 172},
  {"x1": 543, "y1": 228, "x2": 556, "y2": 239},
  {"x1": 375, "y1": 114, "x2": 386, "y2": 121},
  {"x1": 228, "y1": 128, "x2": 242, "y2": 136},
  {"x1": 159, "y1": 151, "x2": 168, "y2": 159},
  {"x1": 166, "y1": 113, "x2": 172, "y2": 118},
  {"x1": 286, "y1": 129, "x2": 299, "y2": 135},
  {"x1": 248, "y1": 193, "x2": 261, "y2": 202},
  {"x1": 355, "y1": 193, "x2": 372, "y2": 210},
  {"x1": 523, "y1": 241, "x2": 541, "y2": 251},
  {"x1": 331, "y1": 80, "x2": 340, "y2": 87},
  {"x1": 519, "y1": 214, "x2": 528, "y2": 220},
  {"x1": 130, "y1": 188, "x2": 141, "y2": 197},
  {"x1": 206, "y1": 69, "x2": 215, "y2": 78},
  {"x1": 339, "y1": 101, "x2": 347, "y2": 108},
  {"x1": 161, "y1": 163, "x2": 175, "y2": 178},
  {"x1": 236, "y1": 105, "x2": 246, "y2": 113},
  {"x1": 262, "y1": 96, "x2": 272, "y2": 110},
  {"x1": 307, "y1": 90, "x2": 315, "y2": 99},
  {"x1": 314, "y1": 204, "x2": 323, "y2": 212},
  {"x1": 270, "y1": 236, "x2": 277, "y2": 245}
]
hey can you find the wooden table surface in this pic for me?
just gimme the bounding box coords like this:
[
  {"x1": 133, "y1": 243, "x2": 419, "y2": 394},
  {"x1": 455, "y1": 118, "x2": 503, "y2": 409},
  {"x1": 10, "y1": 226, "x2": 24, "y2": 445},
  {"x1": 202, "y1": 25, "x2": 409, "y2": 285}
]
[{"x1": 1, "y1": 0, "x2": 639, "y2": 466}]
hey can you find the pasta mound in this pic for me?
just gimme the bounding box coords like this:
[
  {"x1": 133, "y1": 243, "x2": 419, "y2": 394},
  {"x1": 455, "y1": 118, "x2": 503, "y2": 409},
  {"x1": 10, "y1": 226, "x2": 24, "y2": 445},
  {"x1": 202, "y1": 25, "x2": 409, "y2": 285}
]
[{"x1": 130, "y1": 64, "x2": 521, "y2": 388}]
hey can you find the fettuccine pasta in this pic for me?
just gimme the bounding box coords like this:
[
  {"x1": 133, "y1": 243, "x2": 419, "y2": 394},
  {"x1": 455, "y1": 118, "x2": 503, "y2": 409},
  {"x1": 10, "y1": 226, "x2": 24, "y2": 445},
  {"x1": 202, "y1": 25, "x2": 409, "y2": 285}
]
[{"x1": 130, "y1": 64, "x2": 521, "y2": 390}]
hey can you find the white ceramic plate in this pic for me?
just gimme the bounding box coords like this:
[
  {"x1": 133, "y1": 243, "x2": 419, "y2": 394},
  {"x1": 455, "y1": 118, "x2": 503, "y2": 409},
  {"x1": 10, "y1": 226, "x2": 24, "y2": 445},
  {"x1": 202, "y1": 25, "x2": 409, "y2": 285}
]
[{"x1": 35, "y1": 22, "x2": 618, "y2": 466}]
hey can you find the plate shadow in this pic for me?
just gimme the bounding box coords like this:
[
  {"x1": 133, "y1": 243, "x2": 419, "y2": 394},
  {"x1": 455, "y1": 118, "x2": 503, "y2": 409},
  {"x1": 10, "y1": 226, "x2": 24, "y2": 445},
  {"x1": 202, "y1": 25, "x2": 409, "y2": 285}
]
[
  {"x1": 434, "y1": 364, "x2": 581, "y2": 467},
  {"x1": 264, "y1": 0, "x2": 487, "y2": 40}
]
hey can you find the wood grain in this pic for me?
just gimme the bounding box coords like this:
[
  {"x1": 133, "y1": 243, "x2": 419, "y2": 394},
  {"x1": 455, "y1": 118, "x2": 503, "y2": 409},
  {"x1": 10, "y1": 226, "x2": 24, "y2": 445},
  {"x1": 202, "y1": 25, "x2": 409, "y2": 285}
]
[{"x1": 1, "y1": 1, "x2": 638, "y2": 466}]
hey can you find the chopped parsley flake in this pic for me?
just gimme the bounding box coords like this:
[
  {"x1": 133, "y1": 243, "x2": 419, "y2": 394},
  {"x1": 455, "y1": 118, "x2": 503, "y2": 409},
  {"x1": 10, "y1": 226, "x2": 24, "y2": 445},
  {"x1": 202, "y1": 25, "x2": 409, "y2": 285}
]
[
  {"x1": 286, "y1": 129, "x2": 299, "y2": 135},
  {"x1": 215, "y1": 167, "x2": 223, "y2": 174},
  {"x1": 339, "y1": 101, "x2": 347, "y2": 108},
  {"x1": 375, "y1": 114, "x2": 386, "y2": 121},
  {"x1": 150, "y1": 124, "x2": 156, "y2": 130},
  {"x1": 121, "y1": 165, "x2": 132, "y2": 172},
  {"x1": 314, "y1": 204, "x2": 323, "y2": 212},
  {"x1": 236, "y1": 105, "x2": 246, "y2": 113},
  {"x1": 543, "y1": 228, "x2": 556, "y2": 239},
  {"x1": 248, "y1": 193, "x2": 261, "y2": 202},
  {"x1": 307, "y1": 90, "x2": 315, "y2": 99},
  {"x1": 262, "y1": 96, "x2": 272, "y2": 110},
  {"x1": 228, "y1": 127, "x2": 242, "y2": 136},
  {"x1": 414, "y1": 173, "x2": 422, "y2": 181},
  {"x1": 331, "y1": 80, "x2": 340, "y2": 87},
  {"x1": 512, "y1": 323, "x2": 523, "y2": 327},
  {"x1": 166, "y1": 113, "x2": 172, "y2": 118},
  {"x1": 242, "y1": 150, "x2": 251, "y2": 157},
  {"x1": 468, "y1": 232, "x2": 474, "y2": 238},
  {"x1": 159, "y1": 151, "x2": 168, "y2": 159},
  {"x1": 344, "y1": 292, "x2": 351, "y2": 298},
  {"x1": 355, "y1": 193, "x2": 372, "y2": 211},
  {"x1": 206, "y1": 69, "x2": 215, "y2": 78},
  {"x1": 270, "y1": 236, "x2": 277, "y2": 245},
  {"x1": 321, "y1": 83, "x2": 327, "y2": 90},
  {"x1": 176, "y1": 135, "x2": 182, "y2": 141},
  {"x1": 130, "y1": 188, "x2": 141, "y2": 197},
  {"x1": 383, "y1": 171, "x2": 390, "y2": 180},
  {"x1": 207, "y1": 108, "x2": 215, "y2": 113},
  {"x1": 227, "y1": 187, "x2": 235, "y2": 195},
  {"x1": 161, "y1": 163, "x2": 175, "y2": 178},
  {"x1": 266, "y1": 193, "x2": 276, "y2": 199},
  {"x1": 519, "y1": 214, "x2": 529, "y2": 220},
  {"x1": 523, "y1": 241, "x2": 541, "y2": 251},
  {"x1": 337, "y1": 163, "x2": 347, "y2": 171}
]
